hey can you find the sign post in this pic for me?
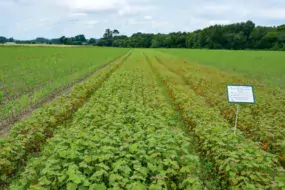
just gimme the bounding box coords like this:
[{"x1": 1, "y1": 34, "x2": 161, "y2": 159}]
[
  {"x1": 226, "y1": 85, "x2": 255, "y2": 135},
  {"x1": 234, "y1": 104, "x2": 239, "y2": 135}
]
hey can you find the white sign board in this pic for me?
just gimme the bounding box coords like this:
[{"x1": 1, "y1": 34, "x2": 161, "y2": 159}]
[{"x1": 227, "y1": 85, "x2": 255, "y2": 104}]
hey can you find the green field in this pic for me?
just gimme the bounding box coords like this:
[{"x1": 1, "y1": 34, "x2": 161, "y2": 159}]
[
  {"x1": 0, "y1": 48, "x2": 284, "y2": 189},
  {"x1": 0, "y1": 46, "x2": 128, "y2": 121},
  {"x1": 160, "y1": 49, "x2": 285, "y2": 88}
]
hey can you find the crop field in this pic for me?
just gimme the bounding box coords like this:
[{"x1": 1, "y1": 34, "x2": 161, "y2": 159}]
[
  {"x1": 160, "y1": 49, "x2": 285, "y2": 88},
  {"x1": 0, "y1": 47, "x2": 128, "y2": 128},
  {"x1": 0, "y1": 48, "x2": 284, "y2": 189}
]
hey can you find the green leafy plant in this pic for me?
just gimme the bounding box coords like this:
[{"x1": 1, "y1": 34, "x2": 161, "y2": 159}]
[
  {"x1": 0, "y1": 46, "x2": 129, "y2": 123},
  {"x1": 0, "y1": 53, "x2": 131, "y2": 186},
  {"x1": 153, "y1": 52, "x2": 285, "y2": 166},
  {"x1": 148, "y1": 53, "x2": 285, "y2": 189},
  {"x1": 9, "y1": 54, "x2": 203, "y2": 189}
]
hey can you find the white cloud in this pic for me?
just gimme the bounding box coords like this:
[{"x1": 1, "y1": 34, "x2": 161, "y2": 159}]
[
  {"x1": 208, "y1": 20, "x2": 232, "y2": 25},
  {"x1": 67, "y1": 13, "x2": 88, "y2": 19},
  {"x1": 144, "y1": 16, "x2": 152, "y2": 20},
  {"x1": 57, "y1": 0, "x2": 154, "y2": 15},
  {"x1": 62, "y1": 0, "x2": 120, "y2": 13},
  {"x1": 87, "y1": 20, "x2": 99, "y2": 25},
  {"x1": 256, "y1": 8, "x2": 285, "y2": 19},
  {"x1": 0, "y1": 0, "x2": 285, "y2": 39},
  {"x1": 118, "y1": 5, "x2": 154, "y2": 16}
]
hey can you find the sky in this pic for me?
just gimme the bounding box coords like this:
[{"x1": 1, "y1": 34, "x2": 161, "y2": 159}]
[{"x1": 0, "y1": 0, "x2": 285, "y2": 39}]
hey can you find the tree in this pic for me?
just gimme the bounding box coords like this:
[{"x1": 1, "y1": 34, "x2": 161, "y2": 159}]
[
  {"x1": 113, "y1": 35, "x2": 129, "y2": 47},
  {"x1": 260, "y1": 32, "x2": 278, "y2": 49},
  {"x1": 8, "y1": 38, "x2": 14, "y2": 42},
  {"x1": 126, "y1": 33, "x2": 152, "y2": 48},
  {"x1": 250, "y1": 27, "x2": 272, "y2": 49},
  {"x1": 243, "y1": 20, "x2": 255, "y2": 38},
  {"x1": 59, "y1": 36, "x2": 67, "y2": 44},
  {"x1": 50, "y1": 38, "x2": 61, "y2": 44},
  {"x1": 175, "y1": 33, "x2": 186, "y2": 48},
  {"x1": 75, "y1": 34, "x2": 86, "y2": 43},
  {"x1": 101, "y1": 29, "x2": 114, "y2": 46},
  {"x1": 35, "y1": 37, "x2": 49, "y2": 44},
  {"x1": 186, "y1": 33, "x2": 195, "y2": 48},
  {"x1": 94, "y1": 21, "x2": 284, "y2": 50},
  {"x1": 72, "y1": 41, "x2": 82, "y2": 45},
  {"x1": 151, "y1": 34, "x2": 166, "y2": 48},
  {"x1": 113, "y1": 29, "x2": 120, "y2": 36},
  {"x1": 197, "y1": 31, "x2": 207, "y2": 48},
  {"x1": 66, "y1": 38, "x2": 72, "y2": 45},
  {"x1": 103, "y1": 29, "x2": 113, "y2": 39},
  {"x1": 0, "y1": 36, "x2": 7, "y2": 43},
  {"x1": 282, "y1": 43, "x2": 285, "y2": 51},
  {"x1": 2, "y1": 20, "x2": 285, "y2": 50},
  {"x1": 89, "y1": 38, "x2": 96, "y2": 45}
]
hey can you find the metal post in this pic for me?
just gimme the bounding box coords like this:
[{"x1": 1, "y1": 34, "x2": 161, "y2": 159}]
[{"x1": 234, "y1": 104, "x2": 240, "y2": 135}]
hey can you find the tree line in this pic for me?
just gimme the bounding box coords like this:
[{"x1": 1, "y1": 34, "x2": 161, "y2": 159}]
[
  {"x1": 0, "y1": 35, "x2": 92, "y2": 45},
  {"x1": 1, "y1": 21, "x2": 285, "y2": 50}
]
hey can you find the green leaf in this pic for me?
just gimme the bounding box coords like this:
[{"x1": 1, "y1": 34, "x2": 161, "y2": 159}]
[
  {"x1": 147, "y1": 162, "x2": 157, "y2": 172},
  {"x1": 38, "y1": 176, "x2": 51, "y2": 186},
  {"x1": 67, "y1": 165, "x2": 82, "y2": 184},
  {"x1": 89, "y1": 183, "x2": 107, "y2": 190},
  {"x1": 90, "y1": 170, "x2": 108, "y2": 181},
  {"x1": 58, "y1": 174, "x2": 68, "y2": 183},
  {"x1": 129, "y1": 144, "x2": 138, "y2": 153},
  {"x1": 78, "y1": 185, "x2": 88, "y2": 190},
  {"x1": 28, "y1": 184, "x2": 47, "y2": 190},
  {"x1": 96, "y1": 163, "x2": 110, "y2": 171},
  {"x1": 128, "y1": 182, "x2": 146, "y2": 190},
  {"x1": 180, "y1": 166, "x2": 191, "y2": 173},
  {"x1": 67, "y1": 182, "x2": 77, "y2": 190},
  {"x1": 226, "y1": 165, "x2": 231, "y2": 172}
]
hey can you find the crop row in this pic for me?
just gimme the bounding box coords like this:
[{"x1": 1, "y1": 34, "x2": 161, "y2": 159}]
[
  {"x1": 147, "y1": 54, "x2": 285, "y2": 189},
  {"x1": 0, "y1": 47, "x2": 129, "y2": 100},
  {"x1": 0, "y1": 47, "x2": 128, "y2": 126},
  {"x1": 155, "y1": 52, "x2": 285, "y2": 166},
  {"x1": 10, "y1": 53, "x2": 203, "y2": 189},
  {"x1": 0, "y1": 52, "x2": 131, "y2": 186}
]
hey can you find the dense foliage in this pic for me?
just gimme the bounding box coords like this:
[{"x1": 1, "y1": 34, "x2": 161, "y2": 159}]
[
  {"x1": 1, "y1": 21, "x2": 285, "y2": 50},
  {"x1": 0, "y1": 47, "x2": 128, "y2": 128},
  {"x1": 152, "y1": 52, "x2": 285, "y2": 166},
  {"x1": 0, "y1": 53, "x2": 130, "y2": 186},
  {"x1": 145, "y1": 52, "x2": 285, "y2": 188},
  {"x1": 0, "y1": 35, "x2": 89, "y2": 45},
  {"x1": 99, "y1": 21, "x2": 285, "y2": 50},
  {"x1": 8, "y1": 52, "x2": 203, "y2": 189},
  {"x1": 1, "y1": 50, "x2": 284, "y2": 189}
]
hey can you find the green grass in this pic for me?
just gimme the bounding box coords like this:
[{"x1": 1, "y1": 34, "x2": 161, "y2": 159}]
[
  {"x1": 0, "y1": 46, "x2": 128, "y2": 97},
  {"x1": 0, "y1": 46, "x2": 128, "y2": 120},
  {"x1": 159, "y1": 49, "x2": 285, "y2": 88}
]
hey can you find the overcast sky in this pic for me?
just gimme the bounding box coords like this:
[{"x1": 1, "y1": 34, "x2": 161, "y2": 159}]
[{"x1": 1, "y1": 0, "x2": 285, "y2": 39}]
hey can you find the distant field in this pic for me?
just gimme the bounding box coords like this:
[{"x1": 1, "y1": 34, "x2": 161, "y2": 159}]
[
  {"x1": 159, "y1": 49, "x2": 285, "y2": 88},
  {"x1": 0, "y1": 46, "x2": 128, "y2": 121}
]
